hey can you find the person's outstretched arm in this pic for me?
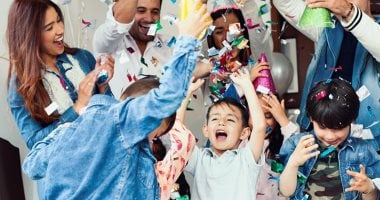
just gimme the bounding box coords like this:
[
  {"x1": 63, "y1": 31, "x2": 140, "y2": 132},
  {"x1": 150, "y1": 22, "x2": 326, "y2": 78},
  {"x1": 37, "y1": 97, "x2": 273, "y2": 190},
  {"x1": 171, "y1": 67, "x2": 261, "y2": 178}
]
[
  {"x1": 115, "y1": 3, "x2": 212, "y2": 146},
  {"x1": 230, "y1": 69, "x2": 266, "y2": 162},
  {"x1": 154, "y1": 78, "x2": 203, "y2": 199},
  {"x1": 93, "y1": 0, "x2": 137, "y2": 54}
]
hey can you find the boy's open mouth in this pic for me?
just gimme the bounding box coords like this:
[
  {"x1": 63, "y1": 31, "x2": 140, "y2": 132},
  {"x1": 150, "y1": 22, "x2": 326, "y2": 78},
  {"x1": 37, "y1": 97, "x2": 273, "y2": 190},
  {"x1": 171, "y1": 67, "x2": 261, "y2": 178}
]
[{"x1": 216, "y1": 130, "x2": 227, "y2": 141}]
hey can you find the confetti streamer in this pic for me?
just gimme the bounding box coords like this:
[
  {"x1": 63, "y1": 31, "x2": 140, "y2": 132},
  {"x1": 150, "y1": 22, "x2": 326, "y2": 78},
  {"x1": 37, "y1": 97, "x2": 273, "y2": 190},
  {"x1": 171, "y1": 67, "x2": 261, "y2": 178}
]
[{"x1": 246, "y1": 18, "x2": 260, "y2": 29}]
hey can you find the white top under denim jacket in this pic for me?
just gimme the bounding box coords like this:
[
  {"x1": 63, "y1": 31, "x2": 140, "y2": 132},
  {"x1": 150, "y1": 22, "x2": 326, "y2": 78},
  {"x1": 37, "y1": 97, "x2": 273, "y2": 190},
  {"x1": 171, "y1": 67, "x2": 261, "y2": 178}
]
[
  {"x1": 280, "y1": 131, "x2": 380, "y2": 200},
  {"x1": 273, "y1": 0, "x2": 380, "y2": 151},
  {"x1": 7, "y1": 49, "x2": 113, "y2": 149},
  {"x1": 93, "y1": 3, "x2": 173, "y2": 99},
  {"x1": 22, "y1": 36, "x2": 200, "y2": 200}
]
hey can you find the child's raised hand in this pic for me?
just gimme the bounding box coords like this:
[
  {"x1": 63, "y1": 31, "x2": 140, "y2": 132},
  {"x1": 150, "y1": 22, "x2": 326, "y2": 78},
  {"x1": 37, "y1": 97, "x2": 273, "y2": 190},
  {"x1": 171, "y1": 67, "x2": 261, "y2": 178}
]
[
  {"x1": 250, "y1": 62, "x2": 270, "y2": 81},
  {"x1": 177, "y1": 1, "x2": 212, "y2": 38},
  {"x1": 230, "y1": 68, "x2": 252, "y2": 91},
  {"x1": 288, "y1": 134, "x2": 320, "y2": 168},
  {"x1": 187, "y1": 77, "x2": 205, "y2": 97},
  {"x1": 261, "y1": 93, "x2": 289, "y2": 127},
  {"x1": 346, "y1": 165, "x2": 376, "y2": 194}
]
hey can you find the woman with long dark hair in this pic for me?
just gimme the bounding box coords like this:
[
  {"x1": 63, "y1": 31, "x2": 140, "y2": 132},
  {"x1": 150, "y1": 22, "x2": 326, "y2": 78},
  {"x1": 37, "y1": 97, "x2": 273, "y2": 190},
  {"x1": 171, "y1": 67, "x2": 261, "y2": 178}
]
[{"x1": 7, "y1": 0, "x2": 114, "y2": 150}]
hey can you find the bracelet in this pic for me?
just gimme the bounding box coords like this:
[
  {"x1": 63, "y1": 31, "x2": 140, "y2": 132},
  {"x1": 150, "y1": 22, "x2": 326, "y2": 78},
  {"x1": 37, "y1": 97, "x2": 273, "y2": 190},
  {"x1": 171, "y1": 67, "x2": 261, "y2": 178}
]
[{"x1": 343, "y1": 3, "x2": 354, "y2": 19}]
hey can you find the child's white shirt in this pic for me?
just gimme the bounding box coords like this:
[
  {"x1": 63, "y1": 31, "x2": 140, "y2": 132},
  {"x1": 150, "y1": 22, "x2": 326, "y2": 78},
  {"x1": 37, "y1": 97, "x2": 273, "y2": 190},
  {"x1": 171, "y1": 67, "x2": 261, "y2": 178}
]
[{"x1": 185, "y1": 144, "x2": 265, "y2": 200}]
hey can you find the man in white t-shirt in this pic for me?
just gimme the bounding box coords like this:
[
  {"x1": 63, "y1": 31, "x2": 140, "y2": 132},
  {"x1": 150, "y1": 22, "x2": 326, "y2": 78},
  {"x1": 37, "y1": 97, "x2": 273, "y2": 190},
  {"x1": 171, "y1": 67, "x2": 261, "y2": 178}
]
[{"x1": 93, "y1": 0, "x2": 172, "y2": 98}]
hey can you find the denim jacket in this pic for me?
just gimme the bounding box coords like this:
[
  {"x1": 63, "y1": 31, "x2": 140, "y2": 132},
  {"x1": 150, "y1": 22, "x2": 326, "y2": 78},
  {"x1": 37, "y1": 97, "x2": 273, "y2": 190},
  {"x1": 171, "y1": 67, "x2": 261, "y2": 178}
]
[
  {"x1": 297, "y1": 17, "x2": 380, "y2": 151},
  {"x1": 7, "y1": 49, "x2": 112, "y2": 149},
  {"x1": 280, "y1": 131, "x2": 380, "y2": 200},
  {"x1": 22, "y1": 36, "x2": 200, "y2": 200}
]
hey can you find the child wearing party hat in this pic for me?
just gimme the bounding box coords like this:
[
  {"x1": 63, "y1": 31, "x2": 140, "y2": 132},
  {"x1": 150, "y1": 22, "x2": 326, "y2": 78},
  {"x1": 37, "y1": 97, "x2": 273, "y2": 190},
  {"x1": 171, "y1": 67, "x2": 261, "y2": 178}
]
[
  {"x1": 247, "y1": 52, "x2": 300, "y2": 199},
  {"x1": 279, "y1": 79, "x2": 380, "y2": 199}
]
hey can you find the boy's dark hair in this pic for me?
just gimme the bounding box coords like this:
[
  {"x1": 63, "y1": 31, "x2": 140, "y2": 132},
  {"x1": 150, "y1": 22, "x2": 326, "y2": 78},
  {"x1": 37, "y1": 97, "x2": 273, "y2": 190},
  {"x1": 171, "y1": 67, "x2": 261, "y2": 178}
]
[
  {"x1": 207, "y1": 8, "x2": 251, "y2": 66},
  {"x1": 306, "y1": 79, "x2": 359, "y2": 129},
  {"x1": 206, "y1": 97, "x2": 249, "y2": 128}
]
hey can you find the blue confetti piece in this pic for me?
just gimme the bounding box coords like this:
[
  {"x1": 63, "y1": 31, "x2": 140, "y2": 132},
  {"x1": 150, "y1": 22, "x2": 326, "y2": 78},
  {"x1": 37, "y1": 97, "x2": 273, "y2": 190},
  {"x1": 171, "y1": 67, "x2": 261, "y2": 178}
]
[
  {"x1": 167, "y1": 36, "x2": 177, "y2": 47},
  {"x1": 320, "y1": 146, "x2": 335, "y2": 158},
  {"x1": 170, "y1": 0, "x2": 176, "y2": 3},
  {"x1": 266, "y1": 127, "x2": 272, "y2": 134},
  {"x1": 248, "y1": 57, "x2": 256, "y2": 65}
]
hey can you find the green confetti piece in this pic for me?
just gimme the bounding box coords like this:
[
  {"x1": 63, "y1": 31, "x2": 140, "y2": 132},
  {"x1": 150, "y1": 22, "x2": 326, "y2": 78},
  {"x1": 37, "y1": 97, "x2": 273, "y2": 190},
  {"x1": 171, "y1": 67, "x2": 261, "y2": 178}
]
[
  {"x1": 271, "y1": 161, "x2": 284, "y2": 173},
  {"x1": 231, "y1": 36, "x2": 245, "y2": 47},
  {"x1": 154, "y1": 20, "x2": 163, "y2": 31},
  {"x1": 140, "y1": 57, "x2": 148, "y2": 67},
  {"x1": 258, "y1": 4, "x2": 270, "y2": 16}
]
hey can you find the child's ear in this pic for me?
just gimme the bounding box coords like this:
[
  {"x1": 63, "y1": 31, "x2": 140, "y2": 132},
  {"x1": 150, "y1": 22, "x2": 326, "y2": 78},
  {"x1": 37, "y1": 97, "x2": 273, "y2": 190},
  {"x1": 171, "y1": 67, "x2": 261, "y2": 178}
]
[
  {"x1": 202, "y1": 124, "x2": 210, "y2": 138},
  {"x1": 240, "y1": 127, "x2": 251, "y2": 140}
]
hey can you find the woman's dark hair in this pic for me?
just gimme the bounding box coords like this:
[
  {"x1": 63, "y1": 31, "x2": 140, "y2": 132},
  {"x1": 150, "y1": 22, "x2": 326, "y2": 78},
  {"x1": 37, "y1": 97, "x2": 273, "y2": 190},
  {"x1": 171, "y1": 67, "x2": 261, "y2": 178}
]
[
  {"x1": 7, "y1": 0, "x2": 76, "y2": 124},
  {"x1": 206, "y1": 97, "x2": 249, "y2": 127},
  {"x1": 260, "y1": 93, "x2": 284, "y2": 160},
  {"x1": 306, "y1": 79, "x2": 359, "y2": 129},
  {"x1": 265, "y1": 124, "x2": 283, "y2": 160},
  {"x1": 207, "y1": 8, "x2": 251, "y2": 66}
]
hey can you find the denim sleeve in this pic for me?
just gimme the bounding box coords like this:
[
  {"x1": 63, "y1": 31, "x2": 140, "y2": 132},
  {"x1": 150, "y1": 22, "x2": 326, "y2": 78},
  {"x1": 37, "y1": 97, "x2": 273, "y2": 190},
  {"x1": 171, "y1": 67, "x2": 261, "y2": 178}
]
[
  {"x1": 8, "y1": 77, "x2": 78, "y2": 149},
  {"x1": 279, "y1": 134, "x2": 299, "y2": 165},
  {"x1": 22, "y1": 125, "x2": 65, "y2": 180},
  {"x1": 365, "y1": 142, "x2": 380, "y2": 179},
  {"x1": 114, "y1": 35, "x2": 200, "y2": 147}
]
